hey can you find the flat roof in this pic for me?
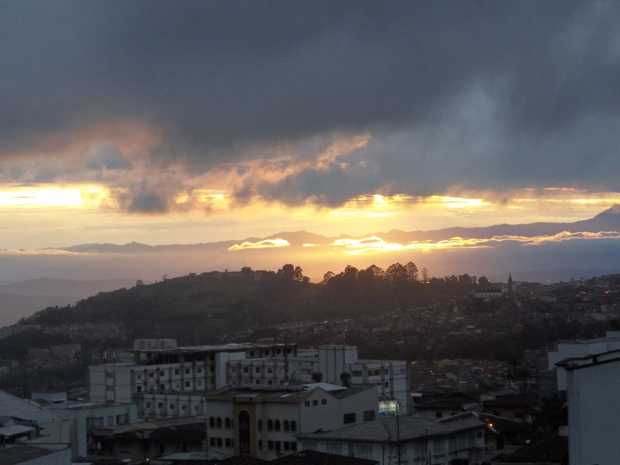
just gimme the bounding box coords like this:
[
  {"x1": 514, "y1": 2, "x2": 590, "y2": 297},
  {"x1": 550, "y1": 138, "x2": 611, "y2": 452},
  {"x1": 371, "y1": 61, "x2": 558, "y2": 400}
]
[
  {"x1": 556, "y1": 348, "x2": 620, "y2": 371},
  {"x1": 299, "y1": 415, "x2": 483, "y2": 443},
  {"x1": 137, "y1": 342, "x2": 296, "y2": 354},
  {"x1": 0, "y1": 445, "x2": 67, "y2": 465}
]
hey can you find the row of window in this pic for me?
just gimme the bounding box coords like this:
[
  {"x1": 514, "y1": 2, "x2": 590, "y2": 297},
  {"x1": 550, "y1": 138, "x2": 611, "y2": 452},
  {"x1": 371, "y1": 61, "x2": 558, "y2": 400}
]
[
  {"x1": 209, "y1": 437, "x2": 234, "y2": 448},
  {"x1": 209, "y1": 417, "x2": 233, "y2": 429},
  {"x1": 304, "y1": 398, "x2": 328, "y2": 407},
  {"x1": 136, "y1": 379, "x2": 208, "y2": 393},
  {"x1": 343, "y1": 410, "x2": 376, "y2": 424},
  {"x1": 137, "y1": 366, "x2": 210, "y2": 379},
  {"x1": 257, "y1": 419, "x2": 297, "y2": 432},
  {"x1": 144, "y1": 401, "x2": 203, "y2": 414},
  {"x1": 258, "y1": 440, "x2": 298, "y2": 452}
]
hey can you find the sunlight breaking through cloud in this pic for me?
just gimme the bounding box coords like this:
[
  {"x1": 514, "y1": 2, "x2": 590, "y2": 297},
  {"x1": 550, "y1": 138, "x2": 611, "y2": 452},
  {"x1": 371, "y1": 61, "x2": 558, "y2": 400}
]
[{"x1": 228, "y1": 238, "x2": 291, "y2": 251}]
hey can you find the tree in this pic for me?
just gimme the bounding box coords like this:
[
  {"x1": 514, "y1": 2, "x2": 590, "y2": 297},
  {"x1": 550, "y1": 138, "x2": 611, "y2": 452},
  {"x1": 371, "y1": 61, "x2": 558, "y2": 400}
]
[
  {"x1": 386, "y1": 263, "x2": 407, "y2": 282},
  {"x1": 322, "y1": 271, "x2": 335, "y2": 284},
  {"x1": 405, "y1": 262, "x2": 419, "y2": 282}
]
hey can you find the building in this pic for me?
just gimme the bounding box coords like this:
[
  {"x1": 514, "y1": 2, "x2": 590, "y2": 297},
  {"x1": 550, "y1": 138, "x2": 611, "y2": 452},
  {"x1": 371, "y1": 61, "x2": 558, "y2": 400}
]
[
  {"x1": 548, "y1": 331, "x2": 620, "y2": 391},
  {"x1": 49, "y1": 400, "x2": 139, "y2": 458},
  {"x1": 204, "y1": 383, "x2": 377, "y2": 461},
  {"x1": 0, "y1": 390, "x2": 72, "y2": 444},
  {"x1": 227, "y1": 345, "x2": 411, "y2": 414},
  {"x1": 557, "y1": 350, "x2": 620, "y2": 465},
  {"x1": 299, "y1": 413, "x2": 485, "y2": 465},
  {"x1": 89, "y1": 343, "x2": 298, "y2": 419},
  {"x1": 90, "y1": 342, "x2": 410, "y2": 420}
]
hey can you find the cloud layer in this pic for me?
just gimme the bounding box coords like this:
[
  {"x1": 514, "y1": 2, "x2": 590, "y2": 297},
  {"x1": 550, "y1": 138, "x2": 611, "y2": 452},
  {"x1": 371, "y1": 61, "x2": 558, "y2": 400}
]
[{"x1": 2, "y1": 1, "x2": 620, "y2": 210}]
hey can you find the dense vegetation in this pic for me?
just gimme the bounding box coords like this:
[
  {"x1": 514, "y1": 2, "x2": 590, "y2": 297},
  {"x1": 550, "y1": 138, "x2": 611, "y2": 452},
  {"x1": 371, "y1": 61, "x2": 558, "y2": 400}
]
[{"x1": 22, "y1": 262, "x2": 487, "y2": 344}]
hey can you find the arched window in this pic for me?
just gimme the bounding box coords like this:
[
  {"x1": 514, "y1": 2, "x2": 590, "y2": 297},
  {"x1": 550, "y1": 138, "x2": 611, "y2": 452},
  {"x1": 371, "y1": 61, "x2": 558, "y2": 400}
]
[{"x1": 239, "y1": 411, "x2": 250, "y2": 455}]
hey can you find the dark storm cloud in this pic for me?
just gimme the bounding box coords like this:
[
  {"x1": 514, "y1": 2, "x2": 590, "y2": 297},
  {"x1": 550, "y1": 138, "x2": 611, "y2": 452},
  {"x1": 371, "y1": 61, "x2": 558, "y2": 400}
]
[{"x1": 2, "y1": 1, "x2": 620, "y2": 207}]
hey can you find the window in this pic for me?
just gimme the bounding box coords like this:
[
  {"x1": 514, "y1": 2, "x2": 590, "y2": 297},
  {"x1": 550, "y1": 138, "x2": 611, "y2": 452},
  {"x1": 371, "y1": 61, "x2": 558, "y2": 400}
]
[
  {"x1": 256, "y1": 367, "x2": 260, "y2": 373},
  {"x1": 290, "y1": 420, "x2": 297, "y2": 432},
  {"x1": 185, "y1": 381, "x2": 191, "y2": 388},
  {"x1": 210, "y1": 437, "x2": 216, "y2": 447},
  {"x1": 321, "y1": 399, "x2": 327, "y2": 405},
  {"x1": 312, "y1": 400, "x2": 318, "y2": 406},
  {"x1": 257, "y1": 419, "x2": 262, "y2": 431},
  {"x1": 169, "y1": 403, "x2": 175, "y2": 410},
  {"x1": 275, "y1": 420, "x2": 281, "y2": 432},
  {"x1": 243, "y1": 367, "x2": 249, "y2": 373},
  {"x1": 174, "y1": 368, "x2": 179, "y2": 375},
  {"x1": 268, "y1": 441, "x2": 274, "y2": 450},
  {"x1": 210, "y1": 417, "x2": 215, "y2": 428},
  {"x1": 145, "y1": 402, "x2": 151, "y2": 408},
  {"x1": 258, "y1": 440, "x2": 263, "y2": 450},
  {"x1": 197, "y1": 368, "x2": 203, "y2": 374},
  {"x1": 217, "y1": 437, "x2": 223, "y2": 447},
  {"x1": 343, "y1": 413, "x2": 356, "y2": 424},
  {"x1": 304, "y1": 401, "x2": 310, "y2": 407},
  {"x1": 216, "y1": 417, "x2": 222, "y2": 428},
  {"x1": 275, "y1": 441, "x2": 281, "y2": 451},
  {"x1": 157, "y1": 402, "x2": 163, "y2": 409},
  {"x1": 267, "y1": 419, "x2": 273, "y2": 431},
  {"x1": 225, "y1": 418, "x2": 231, "y2": 429},
  {"x1": 182, "y1": 405, "x2": 187, "y2": 412},
  {"x1": 284, "y1": 442, "x2": 290, "y2": 451},
  {"x1": 225, "y1": 438, "x2": 232, "y2": 448},
  {"x1": 363, "y1": 410, "x2": 375, "y2": 422},
  {"x1": 283, "y1": 420, "x2": 289, "y2": 432},
  {"x1": 185, "y1": 368, "x2": 191, "y2": 374},
  {"x1": 291, "y1": 442, "x2": 298, "y2": 451}
]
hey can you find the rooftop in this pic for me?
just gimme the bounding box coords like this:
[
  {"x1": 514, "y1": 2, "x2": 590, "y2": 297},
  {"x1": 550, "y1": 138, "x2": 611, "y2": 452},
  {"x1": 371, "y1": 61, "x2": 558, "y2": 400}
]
[
  {"x1": 206, "y1": 384, "x2": 373, "y2": 403},
  {"x1": 299, "y1": 414, "x2": 483, "y2": 443},
  {"x1": 136, "y1": 342, "x2": 296, "y2": 354},
  {"x1": 0, "y1": 444, "x2": 68, "y2": 465}
]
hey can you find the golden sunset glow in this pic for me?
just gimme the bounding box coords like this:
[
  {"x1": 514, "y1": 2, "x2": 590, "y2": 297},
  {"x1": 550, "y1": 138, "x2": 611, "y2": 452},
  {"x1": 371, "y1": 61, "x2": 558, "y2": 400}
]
[{"x1": 0, "y1": 184, "x2": 109, "y2": 209}]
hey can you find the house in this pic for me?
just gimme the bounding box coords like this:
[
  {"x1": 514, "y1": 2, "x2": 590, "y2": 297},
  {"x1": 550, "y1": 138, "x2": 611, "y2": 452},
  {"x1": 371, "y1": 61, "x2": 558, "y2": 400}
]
[
  {"x1": 299, "y1": 413, "x2": 485, "y2": 465},
  {"x1": 204, "y1": 383, "x2": 378, "y2": 461}
]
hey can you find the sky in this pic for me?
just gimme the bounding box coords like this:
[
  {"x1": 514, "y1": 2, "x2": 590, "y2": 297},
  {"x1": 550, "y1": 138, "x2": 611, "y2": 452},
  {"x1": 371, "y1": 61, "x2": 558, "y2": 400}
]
[{"x1": 2, "y1": 1, "x2": 620, "y2": 251}]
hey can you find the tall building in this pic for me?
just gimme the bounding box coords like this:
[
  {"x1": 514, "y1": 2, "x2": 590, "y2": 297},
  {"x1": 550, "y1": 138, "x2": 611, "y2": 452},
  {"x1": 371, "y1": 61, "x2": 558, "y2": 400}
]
[
  {"x1": 558, "y1": 350, "x2": 620, "y2": 465},
  {"x1": 89, "y1": 342, "x2": 298, "y2": 419},
  {"x1": 89, "y1": 341, "x2": 410, "y2": 419}
]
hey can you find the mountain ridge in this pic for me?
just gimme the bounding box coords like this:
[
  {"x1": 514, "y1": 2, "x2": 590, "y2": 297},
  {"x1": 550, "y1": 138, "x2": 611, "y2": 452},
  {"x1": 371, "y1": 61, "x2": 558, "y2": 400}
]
[{"x1": 58, "y1": 205, "x2": 620, "y2": 253}]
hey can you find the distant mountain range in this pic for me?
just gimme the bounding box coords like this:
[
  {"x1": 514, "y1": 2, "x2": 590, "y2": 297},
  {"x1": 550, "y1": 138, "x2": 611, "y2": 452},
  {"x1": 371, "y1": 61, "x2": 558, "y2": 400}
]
[
  {"x1": 57, "y1": 204, "x2": 620, "y2": 253},
  {"x1": 2, "y1": 206, "x2": 620, "y2": 322}
]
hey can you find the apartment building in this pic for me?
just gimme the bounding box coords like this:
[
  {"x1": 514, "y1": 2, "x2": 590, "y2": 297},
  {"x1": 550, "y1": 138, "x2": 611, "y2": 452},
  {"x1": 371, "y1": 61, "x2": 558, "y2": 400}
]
[
  {"x1": 204, "y1": 383, "x2": 378, "y2": 461},
  {"x1": 227, "y1": 345, "x2": 411, "y2": 414},
  {"x1": 89, "y1": 342, "x2": 298, "y2": 419}
]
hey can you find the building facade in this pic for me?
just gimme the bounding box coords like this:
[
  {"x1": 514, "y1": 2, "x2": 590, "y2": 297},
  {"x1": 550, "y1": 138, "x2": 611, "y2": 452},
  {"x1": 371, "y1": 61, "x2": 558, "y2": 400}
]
[
  {"x1": 300, "y1": 414, "x2": 485, "y2": 465},
  {"x1": 559, "y1": 350, "x2": 620, "y2": 465},
  {"x1": 204, "y1": 383, "x2": 378, "y2": 461}
]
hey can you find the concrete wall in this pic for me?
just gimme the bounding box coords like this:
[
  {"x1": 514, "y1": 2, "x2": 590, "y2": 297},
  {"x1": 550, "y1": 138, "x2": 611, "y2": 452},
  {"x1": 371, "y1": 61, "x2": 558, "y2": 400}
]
[{"x1": 567, "y1": 359, "x2": 620, "y2": 465}]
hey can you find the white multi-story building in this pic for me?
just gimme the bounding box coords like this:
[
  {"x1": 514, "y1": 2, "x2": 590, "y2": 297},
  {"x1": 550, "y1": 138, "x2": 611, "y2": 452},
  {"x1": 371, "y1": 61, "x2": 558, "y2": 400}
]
[
  {"x1": 227, "y1": 345, "x2": 411, "y2": 414},
  {"x1": 299, "y1": 413, "x2": 485, "y2": 465},
  {"x1": 89, "y1": 342, "x2": 298, "y2": 419},
  {"x1": 204, "y1": 383, "x2": 378, "y2": 461},
  {"x1": 548, "y1": 331, "x2": 620, "y2": 390},
  {"x1": 558, "y1": 350, "x2": 620, "y2": 465}
]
